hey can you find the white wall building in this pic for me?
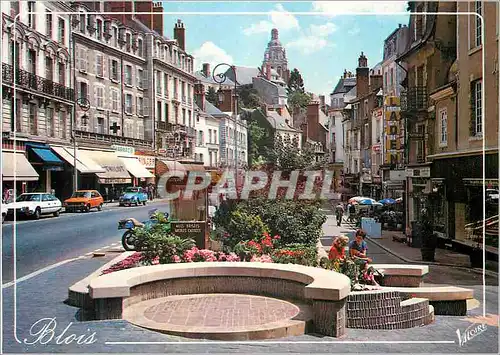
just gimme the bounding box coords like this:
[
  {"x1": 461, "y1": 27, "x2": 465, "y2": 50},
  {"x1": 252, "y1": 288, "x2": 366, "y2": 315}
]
[
  {"x1": 1, "y1": 1, "x2": 73, "y2": 142},
  {"x1": 194, "y1": 102, "x2": 220, "y2": 168}
]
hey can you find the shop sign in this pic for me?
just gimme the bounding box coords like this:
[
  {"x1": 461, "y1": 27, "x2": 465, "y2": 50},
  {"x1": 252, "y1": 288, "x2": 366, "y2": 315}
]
[
  {"x1": 98, "y1": 178, "x2": 131, "y2": 184},
  {"x1": 406, "y1": 167, "x2": 430, "y2": 178},
  {"x1": 171, "y1": 221, "x2": 207, "y2": 248},
  {"x1": 408, "y1": 133, "x2": 424, "y2": 140},
  {"x1": 137, "y1": 156, "x2": 156, "y2": 168},
  {"x1": 373, "y1": 109, "x2": 383, "y2": 119},
  {"x1": 102, "y1": 165, "x2": 127, "y2": 173},
  {"x1": 111, "y1": 145, "x2": 135, "y2": 155},
  {"x1": 389, "y1": 170, "x2": 406, "y2": 181},
  {"x1": 372, "y1": 144, "x2": 381, "y2": 152}
]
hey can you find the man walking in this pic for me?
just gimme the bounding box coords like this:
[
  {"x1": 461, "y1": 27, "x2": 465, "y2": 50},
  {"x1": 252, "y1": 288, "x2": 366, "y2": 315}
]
[{"x1": 335, "y1": 202, "x2": 345, "y2": 227}]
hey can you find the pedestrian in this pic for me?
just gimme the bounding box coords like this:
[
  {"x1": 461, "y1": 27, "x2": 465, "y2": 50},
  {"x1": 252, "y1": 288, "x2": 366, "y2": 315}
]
[
  {"x1": 150, "y1": 184, "x2": 155, "y2": 201},
  {"x1": 328, "y1": 235, "x2": 349, "y2": 261},
  {"x1": 335, "y1": 203, "x2": 344, "y2": 227}
]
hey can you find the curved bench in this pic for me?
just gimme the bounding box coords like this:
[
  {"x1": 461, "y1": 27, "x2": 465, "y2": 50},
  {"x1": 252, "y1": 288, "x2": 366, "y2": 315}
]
[
  {"x1": 88, "y1": 262, "x2": 351, "y2": 337},
  {"x1": 372, "y1": 264, "x2": 429, "y2": 287},
  {"x1": 379, "y1": 285, "x2": 473, "y2": 316}
]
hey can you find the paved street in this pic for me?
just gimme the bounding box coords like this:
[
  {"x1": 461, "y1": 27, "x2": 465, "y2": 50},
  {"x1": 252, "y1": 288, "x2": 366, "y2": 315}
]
[
  {"x1": 1, "y1": 200, "x2": 170, "y2": 283},
  {"x1": 0, "y1": 207, "x2": 497, "y2": 353}
]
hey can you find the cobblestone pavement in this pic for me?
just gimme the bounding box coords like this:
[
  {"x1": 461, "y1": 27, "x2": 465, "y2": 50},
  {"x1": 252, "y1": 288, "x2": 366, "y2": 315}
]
[{"x1": 1, "y1": 210, "x2": 498, "y2": 353}]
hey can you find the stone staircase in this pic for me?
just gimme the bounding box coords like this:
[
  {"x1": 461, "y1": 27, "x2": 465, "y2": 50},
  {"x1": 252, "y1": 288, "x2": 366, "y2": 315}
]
[{"x1": 346, "y1": 290, "x2": 434, "y2": 330}]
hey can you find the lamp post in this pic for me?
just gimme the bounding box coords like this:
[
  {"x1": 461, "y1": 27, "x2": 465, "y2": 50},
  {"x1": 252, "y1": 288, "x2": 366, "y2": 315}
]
[
  {"x1": 212, "y1": 63, "x2": 238, "y2": 178},
  {"x1": 74, "y1": 97, "x2": 90, "y2": 192}
]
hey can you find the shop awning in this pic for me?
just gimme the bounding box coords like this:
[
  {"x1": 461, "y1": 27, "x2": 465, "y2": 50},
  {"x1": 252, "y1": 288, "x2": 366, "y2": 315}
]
[
  {"x1": 31, "y1": 147, "x2": 64, "y2": 164},
  {"x1": 50, "y1": 146, "x2": 105, "y2": 174},
  {"x1": 2, "y1": 151, "x2": 39, "y2": 181},
  {"x1": 159, "y1": 159, "x2": 186, "y2": 171},
  {"x1": 82, "y1": 149, "x2": 132, "y2": 184},
  {"x1": 117, "y1": 154, "x2": 154, "y2": 179},
  {"x1": 182, "y1": 163, "x2": 206, "y2": 172}
]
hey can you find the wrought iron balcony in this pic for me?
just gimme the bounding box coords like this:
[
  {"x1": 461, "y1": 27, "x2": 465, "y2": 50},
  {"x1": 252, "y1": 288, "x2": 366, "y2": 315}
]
[
  {"x1": 157, "y1": 121, "x2": 173, "y2": 131},
  {"x1": 401, "y1": 86, "x2": 427, "y2": 112},
  {"x1": 2, "y1": 63, "x2": 74, "y2": 101},
  {"x1": 74, "y1": 130, "x2": 153, "y2": 148}
]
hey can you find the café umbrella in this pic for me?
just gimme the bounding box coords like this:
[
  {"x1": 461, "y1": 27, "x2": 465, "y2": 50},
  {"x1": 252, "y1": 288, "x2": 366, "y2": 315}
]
[
  {"x1": 359, "y1": 198, "x2": 382, "y2": 206},
  {"x1": 379, "y1": 198, "x2": 396, "y2": 205}
]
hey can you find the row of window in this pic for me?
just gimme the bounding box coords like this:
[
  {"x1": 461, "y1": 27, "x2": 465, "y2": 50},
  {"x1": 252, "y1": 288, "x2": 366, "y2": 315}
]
[
  {"x1": 76, "y1": 13, "x2": 145, "y2": 58},
  {"x1": 9, "y1": 41, "x2": 68, "y2": 86},
  {"x1": 84, "y1": 117, "x2": 144, "y2": 139},
  {"x1": 197, "y1": 129, "x2": 219, "y2": 146},
  {"x1": 154, "y1": 42, "x2": 194, "y2": 74},
  {"x1": 154, "y1": 70, "x2": 193, "y2": 101},
  {"x1": 10, "y1": 98, "x2": 67, "y2": 139},
  {"x1": 77, "y1": 81, "x2": 144, "y2": 116},
  {"x1": 156, "y1": 101, "x2": 192, "y2": 127}
]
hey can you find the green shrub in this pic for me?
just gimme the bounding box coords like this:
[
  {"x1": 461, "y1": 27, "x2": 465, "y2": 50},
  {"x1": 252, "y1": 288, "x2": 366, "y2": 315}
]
[
  {"x1": 223, "y1": 210, "x2": 269, "y2": 249},
  {"x1": 134, "y1": 222, "x2": 195, "y2": 264},
  {"x1": 271, "y1": 243, "x2": 318, "y2": 266}
]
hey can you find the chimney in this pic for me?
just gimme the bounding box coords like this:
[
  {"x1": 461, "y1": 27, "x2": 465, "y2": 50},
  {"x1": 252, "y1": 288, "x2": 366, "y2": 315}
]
[
  {"x1": 217, "y1": 88, "x2": 235, "y2": 113},
  {"x1": 343, "y1": 69, "x2": 347, "y2": 78},
  {"x1": 194, "y1": 83, "x2": 206, "y2": 111},
  {"x1": 319, "y1": 95, "x2": 325, "y2": 108},
  {"x1": 356, "y1": 52, "x2": 369, "y2": 97},
  {"x1": 202, "y1": 63, "x2": 210, "y2": 77},
  {"x1": 174, "y1": 19, "x2": 185, "y2": 51},
  {"x1": 399, "y1": 23, "x2": 402, "y2": 28},
  {"x1": 266, "y1": 64, "x2": 271, "y2": 80},
  {"x1": 133, "y1": 2, "x2": 164, "y2": 36}
]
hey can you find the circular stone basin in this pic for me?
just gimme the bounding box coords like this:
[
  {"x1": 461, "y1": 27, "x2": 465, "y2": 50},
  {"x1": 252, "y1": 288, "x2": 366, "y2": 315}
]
[{"x1": 123, "y1": 293, "x2": 311, "y2": 340}]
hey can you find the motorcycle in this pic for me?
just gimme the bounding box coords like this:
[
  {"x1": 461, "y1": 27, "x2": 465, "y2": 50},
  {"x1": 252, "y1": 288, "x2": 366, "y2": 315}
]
[{"x1": 118, "y1": 209, "x2": 171, "y2": 251}]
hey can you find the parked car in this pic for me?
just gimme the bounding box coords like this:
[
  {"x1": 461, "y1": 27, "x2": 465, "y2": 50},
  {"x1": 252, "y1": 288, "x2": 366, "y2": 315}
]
[
  {"x1": 64, "y1": 190, "x2": 104, "y2": 212},
  {"x1": 6, "y1": 193, "x2": 62, "y2": 220},
  {"x1": 119, "y1": 187, "x2": 148, "y2": 207}
]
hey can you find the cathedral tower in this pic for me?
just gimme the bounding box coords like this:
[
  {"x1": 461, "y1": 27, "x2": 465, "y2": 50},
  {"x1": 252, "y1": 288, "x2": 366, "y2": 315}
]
[{"x1": 262, "y1": 28, "x2": 289, "y2": 83}]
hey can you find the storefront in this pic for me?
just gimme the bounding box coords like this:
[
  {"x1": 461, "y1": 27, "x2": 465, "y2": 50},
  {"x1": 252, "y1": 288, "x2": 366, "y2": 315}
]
[
  {"x1": 116, "y1": 153, "x2": 154, "y2": 187},
  {"x1": 25, "y1": 142, "x2": 64, "y2": 194},
  {"x1": 430, "y1": 150, "x2": 498, "y2": 241},
  {"x1": 2, "y1": 149, "x2": 39, "y2": 196},
  {"x1": 50, "y1": 145, "x2": 105, "y2": 200},
  {"x1": 134, "y1": 150, "x2": 157, "y2": 186},
  {"x1": 406, "y1": 165, "x2": 431, "y2": 232},
  {"x1": 81, "y1": 149, "x2": 133, "y2": 202}
]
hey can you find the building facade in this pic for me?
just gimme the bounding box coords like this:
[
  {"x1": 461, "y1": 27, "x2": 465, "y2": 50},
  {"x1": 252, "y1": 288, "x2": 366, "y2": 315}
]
[
  {"x1": 426, "y1": 1, "x2": 499, "y2": 242},
  {"x1": 2, "y1": 1, "x2": 74, "y2": 197},
  {"x1": 380, "y1": 24, "x2": 410, "y2": 199},
  {"x1": 397, "y1": 1, "x2": 457, "y2": 232}
]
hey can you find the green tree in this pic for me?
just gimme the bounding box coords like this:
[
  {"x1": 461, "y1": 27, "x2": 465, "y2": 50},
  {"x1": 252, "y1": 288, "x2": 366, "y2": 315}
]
[
  {"x1": 287, "y1": 68, "x2": 305, "y2": 94},
  {"x1": 206, "y1": 86, "x2": 218, "y2": 105},
  {"x1": 247, "y1": 120, "x2": 269, "y2": 167},
  {"x1": 237, "y1": 85, "x2": 262, "y2": 110},
  {"x1": 288, "y1": 91, "x2": 312, "y2": 112}
]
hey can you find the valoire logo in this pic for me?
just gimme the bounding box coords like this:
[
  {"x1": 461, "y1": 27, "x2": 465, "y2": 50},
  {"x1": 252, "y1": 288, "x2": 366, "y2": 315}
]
[{"x1": 456, "y1": 323, "x2": 487, "y2": 347}]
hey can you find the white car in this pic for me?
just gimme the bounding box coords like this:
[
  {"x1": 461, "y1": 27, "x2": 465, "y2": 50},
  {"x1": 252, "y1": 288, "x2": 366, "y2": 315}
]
[{"x1": 6, "y1": 193, "x2": 62, "y2": 220}]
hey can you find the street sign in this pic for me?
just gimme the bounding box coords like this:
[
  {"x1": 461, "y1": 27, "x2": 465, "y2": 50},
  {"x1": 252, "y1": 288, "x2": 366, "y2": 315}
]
[
  {"x1": 171, "y1": 221, "x2": 207, "y2": 248},
  {"x1": 408, "y1": 133, "x2": 424, "y2": 140}
]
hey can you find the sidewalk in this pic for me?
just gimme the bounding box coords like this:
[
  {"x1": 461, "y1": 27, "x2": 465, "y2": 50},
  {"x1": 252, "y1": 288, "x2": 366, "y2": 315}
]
[
  {"x1": 320, "y1": 206, "x2": 498, "y2": 275},
  {"x1": 367, "y1": 229, "x2": 498, "y2": 275}
]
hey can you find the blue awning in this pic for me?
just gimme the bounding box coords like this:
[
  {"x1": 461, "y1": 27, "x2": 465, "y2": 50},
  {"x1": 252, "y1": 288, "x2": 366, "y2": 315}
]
[{"x1": 31, "y1": 148, "x2": 64, "y2": 164}]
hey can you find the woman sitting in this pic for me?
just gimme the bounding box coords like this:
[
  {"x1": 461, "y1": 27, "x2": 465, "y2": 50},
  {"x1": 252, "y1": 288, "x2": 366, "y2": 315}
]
[
  {"x1": 349, "y1": 229, "x2": 380, "y2": 286},
  {"x1": 328, "y1": 235, "x2": 350, "y2": 261}
]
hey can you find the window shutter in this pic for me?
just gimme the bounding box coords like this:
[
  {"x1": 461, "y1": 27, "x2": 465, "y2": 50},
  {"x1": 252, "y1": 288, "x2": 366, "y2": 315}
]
[
  {"x1": 102, "y1": 55, "x2": 106, "y2": 78},
  {"x1": 143, "y1": 69, "x2": 148, "y2": 88},
  {"x1": 108, "y1": 58, "x2": 112, "y2": 79}
]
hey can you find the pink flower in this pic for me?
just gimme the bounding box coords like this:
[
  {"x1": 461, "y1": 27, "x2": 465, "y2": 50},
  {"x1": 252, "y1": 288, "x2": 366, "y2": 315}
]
[
  {"x1": 273, "y1": 235, "x2": 280, "y2": 240},
  {"x1": 172, "y1": 255, "x2": 181, "y2": 263},
  {"x1": 250, "y1": 254, "x2": 273, "y2": 263},
  {"x1": 152, "y1": 256, "x2": 160, "y2": 265}
]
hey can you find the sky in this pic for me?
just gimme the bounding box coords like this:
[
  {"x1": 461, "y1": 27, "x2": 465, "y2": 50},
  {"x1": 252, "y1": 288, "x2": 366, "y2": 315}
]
[{"x1": 161, "y1": 1, "x2": 410, "y2": 101}]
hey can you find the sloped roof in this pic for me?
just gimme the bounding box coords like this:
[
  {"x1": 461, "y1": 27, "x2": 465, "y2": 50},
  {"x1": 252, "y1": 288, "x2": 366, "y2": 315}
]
[
  {"x1": 204, "y1": 99, "x2": 226, "y2": 116},
  {"x1": 318, "y1": 109, "x2": 329, "y2": 131},
  {"x1": 331, "y1": 77, "x2": 356, "y2": 95},
  {"x1": 225, "y1": 66, "x2": 262, "y2": 86},
  {"x1": 266, "y1": 111, "x2": 301, "y2": 133},
  {"x1": 194, "y1": 71, "x2": 236, "y2": 86}
]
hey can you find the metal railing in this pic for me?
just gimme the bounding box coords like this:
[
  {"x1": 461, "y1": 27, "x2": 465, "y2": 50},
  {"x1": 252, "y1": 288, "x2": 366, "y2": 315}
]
[
  {"x1": 74, "y1": 130, "x2": 153, "y2": 148},
  {"x1": 401, "y1": 86, "x2": 427, "y2": 112},
  {"x1": 2, "y1": 62, "x2": 74, "y2": 101}
]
